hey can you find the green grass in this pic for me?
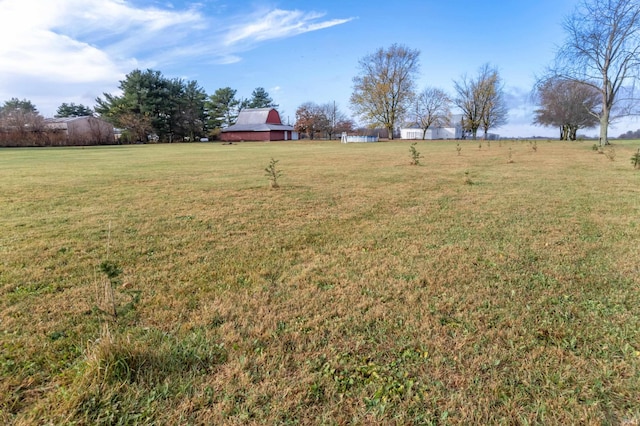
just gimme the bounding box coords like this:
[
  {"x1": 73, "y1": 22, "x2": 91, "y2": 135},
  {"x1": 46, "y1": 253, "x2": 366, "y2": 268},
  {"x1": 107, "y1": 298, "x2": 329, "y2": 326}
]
[{"x1": 1, "y1": 139, "x2": 640, "y2": 424}]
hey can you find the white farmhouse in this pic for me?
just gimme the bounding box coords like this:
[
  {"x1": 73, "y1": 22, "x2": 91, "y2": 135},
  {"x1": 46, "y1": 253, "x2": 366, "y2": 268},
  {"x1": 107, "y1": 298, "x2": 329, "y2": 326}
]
[{"x1": 400, "y1": 114, "x2": 464, "y2": 140}]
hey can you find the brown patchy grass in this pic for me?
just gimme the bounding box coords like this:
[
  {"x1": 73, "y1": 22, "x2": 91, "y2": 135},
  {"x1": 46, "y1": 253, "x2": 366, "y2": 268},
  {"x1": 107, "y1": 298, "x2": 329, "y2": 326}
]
[{"x1": 1, "y1": 140, "x2": 640, "y2": 424}]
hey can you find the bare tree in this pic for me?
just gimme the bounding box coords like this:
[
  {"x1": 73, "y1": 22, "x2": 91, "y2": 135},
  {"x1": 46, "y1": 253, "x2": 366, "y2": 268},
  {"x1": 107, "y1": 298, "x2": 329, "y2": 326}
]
[
  {"x1": 320, "y1": 102, "x2": 350, "y2": 140},
  {"x1": 556, "y1": 0, "x2": 640, "y2": 146},
  {"x1": 0, "y1": 98, "x2": 45, "y2": 146},
  {"x1": 118, "y1": 112, "x2": 153, "y2": 143},
  {"x1": 453, "y1": 74, "x2": 482, "y2": 139},
  {"x1": 294, "y1": 102, "x2": 329, "y2": 139},
  {"x1": 454, "y1": 64, "x2": 508, "y2": 140},
  {"x1": 350, "y1": 44, "x2": 420, "y2": 140},
  {"x1": 87, "y1": 117, "x2": 115, "y2": 145},
  {"x1": 413, "y1": 87, "x2": 451, "y2": 139},
  {"x1": 335, "y1": 117, "x2": 356, "y2": 136},
  {"x1": 533, "y1": 77, "x2": 600, "y2": 140},
  {"x1": 479, "y1": 67, "x2": 508, "y2": 139}
]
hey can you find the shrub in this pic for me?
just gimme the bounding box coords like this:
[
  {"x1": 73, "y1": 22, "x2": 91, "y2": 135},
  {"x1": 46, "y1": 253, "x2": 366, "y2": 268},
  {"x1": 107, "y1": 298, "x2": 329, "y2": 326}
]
[
  {"x1": 265, "y1": 158, "x2": 283, "y2": 188},
  {"x1": 464, "y1": 170, "x2": 473, "y2": 185},
  {"x1": 409, "y1": 142, "x2": 421, "y2": 165},
  {"x1": 631, "y1": 148, "x2": 640, "y2": 169}
]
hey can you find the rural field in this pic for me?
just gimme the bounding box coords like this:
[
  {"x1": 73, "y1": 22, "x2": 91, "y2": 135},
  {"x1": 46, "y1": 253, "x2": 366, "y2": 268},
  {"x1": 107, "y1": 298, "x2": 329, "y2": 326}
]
[{"x1": 1, "y1": 139, "x2": 640, "y2": 425}]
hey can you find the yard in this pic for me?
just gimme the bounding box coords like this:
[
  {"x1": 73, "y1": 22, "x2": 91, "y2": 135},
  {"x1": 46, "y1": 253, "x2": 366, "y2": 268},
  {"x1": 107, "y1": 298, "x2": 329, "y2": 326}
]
[{"x1": 1, "y1": 140, "x2": 639, "y2": 424}]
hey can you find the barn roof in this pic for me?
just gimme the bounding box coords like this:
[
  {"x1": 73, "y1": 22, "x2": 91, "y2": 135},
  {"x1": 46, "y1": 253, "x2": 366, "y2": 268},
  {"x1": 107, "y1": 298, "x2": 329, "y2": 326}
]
[
  {"x1": 235, "y1": 108, "x2": 279, "y2": 125},
  {"x1": 222, "y1": 108, "x2": 294, "y2": 132},
  {"x1": 45, "y1": 116, "x2": 94, "y2": 123}
]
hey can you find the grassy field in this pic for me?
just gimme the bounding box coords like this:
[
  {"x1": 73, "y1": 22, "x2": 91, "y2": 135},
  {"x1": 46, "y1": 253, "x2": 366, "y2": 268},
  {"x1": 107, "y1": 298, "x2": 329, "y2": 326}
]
[{"x1": 1, "y1": 139, "x2": 639, "y2": 425}]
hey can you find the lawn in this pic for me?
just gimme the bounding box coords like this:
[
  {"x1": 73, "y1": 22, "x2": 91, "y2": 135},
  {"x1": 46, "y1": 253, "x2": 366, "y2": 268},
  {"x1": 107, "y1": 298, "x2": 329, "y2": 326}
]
[{"x1": 1, "y1": 139, "x2": 639, "y2": 424}]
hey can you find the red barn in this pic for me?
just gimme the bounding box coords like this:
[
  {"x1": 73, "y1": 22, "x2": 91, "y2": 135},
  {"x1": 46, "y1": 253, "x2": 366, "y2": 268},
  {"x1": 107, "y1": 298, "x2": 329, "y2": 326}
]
[{"x1": 220, "y1": 108, "x2": 298, "y2": 142}]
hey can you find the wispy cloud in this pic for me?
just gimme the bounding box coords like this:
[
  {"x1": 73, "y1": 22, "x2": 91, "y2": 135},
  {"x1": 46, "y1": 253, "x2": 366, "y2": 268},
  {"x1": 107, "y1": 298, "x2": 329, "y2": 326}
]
[
  {"x1": 0, "y1": 0, "x2": 352, "y2": 114},
  {"x1": 224, "y1": 9, "x2": 353, "y2": 46}
]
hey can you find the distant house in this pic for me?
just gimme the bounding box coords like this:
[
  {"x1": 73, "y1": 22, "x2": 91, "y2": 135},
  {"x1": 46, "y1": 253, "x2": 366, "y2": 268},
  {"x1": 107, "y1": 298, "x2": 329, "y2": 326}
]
[
  {"x1": 220, "y1": 108, "x2": 298, "y2": 142},
  {"x1": 45, "y1": 116, "x2": 115, "y2": 145},
  {"x1": 400, "y1": 114, "x2": 464, "y2": 140}
]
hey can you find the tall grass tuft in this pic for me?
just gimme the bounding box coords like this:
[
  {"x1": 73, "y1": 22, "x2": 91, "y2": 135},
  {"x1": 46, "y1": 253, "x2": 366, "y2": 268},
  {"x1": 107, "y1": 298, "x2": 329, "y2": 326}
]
[{"x1": 82, "y1": 324, "x2": 144, "y2": 386}]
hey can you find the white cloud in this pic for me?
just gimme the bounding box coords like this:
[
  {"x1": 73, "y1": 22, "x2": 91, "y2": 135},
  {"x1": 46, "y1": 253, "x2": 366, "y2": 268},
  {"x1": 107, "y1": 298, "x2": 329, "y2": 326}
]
[
  {"x1": 0, "y1": 0, "x2": 203, "y2": 114},
  {"x1": 224, "y1": 9, "x2": 352, "y2": 46},
  {"x1": 0, "y1": 0, "x2": 352, "y2": 115}
]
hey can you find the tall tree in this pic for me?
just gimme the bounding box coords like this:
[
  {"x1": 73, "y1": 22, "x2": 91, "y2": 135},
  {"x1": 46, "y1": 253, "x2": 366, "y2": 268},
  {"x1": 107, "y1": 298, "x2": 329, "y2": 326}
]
[
  {"x1": 207, "y1": 87, "x2": 240, "y2": 129},
  {"x1": 294, "y1": 102, "x2": 330, "y2": 139},
  {"x1": 244, "y1": 87, "x2": 278, "y2": 109},
  {"x1": 55, "y1": 103, "x2": 93, "y2": 117},
  {"x1": 95, "y1": 69, "x2": 165, "y2": 142},
  {"x1": 350, "y1": 43, "x2": 420, "y2": 140},
  {"x1": 453, "y1": 74, "x2": 481, "y2": 139},
  {"x1": 176, "y1": 80, "x2": 207, "y2": 141},
  {"x1": 0, "y1": 98, "x2": 43, "y2": 132},
  {"x1": 320, "y1": 102, "x2": 351, "y2": 140},
  {"x1": 95, "y1": 69, "x2": 206, "y2": 142},
  {"x1": 334, "y1": 117, "x2": 356, "y2": 136},
  {"x1": 533, "y1": 77, "x2": 600, "y2": 140},
  {"x1": 454, "y1": 64, "x2": 507, "y2": 139},
  {"x1": 413, "y1": 87, "x2": 452, "y2": 139},
  {"x1": 478, "y1": 66, "x2": 508, "y2": 139},
  {"x1": 555, "y1": 0, "x2": 640, "y2": 146},
  {"x1": 0, "y1": 98, "x2": 38, "y2": 115}
]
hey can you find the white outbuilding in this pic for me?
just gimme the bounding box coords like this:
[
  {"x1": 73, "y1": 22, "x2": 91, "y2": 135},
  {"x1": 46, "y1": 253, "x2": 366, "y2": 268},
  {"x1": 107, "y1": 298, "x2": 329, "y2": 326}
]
[{"x1": 400, "y1": 114, "x2": 464, "y2": 140}]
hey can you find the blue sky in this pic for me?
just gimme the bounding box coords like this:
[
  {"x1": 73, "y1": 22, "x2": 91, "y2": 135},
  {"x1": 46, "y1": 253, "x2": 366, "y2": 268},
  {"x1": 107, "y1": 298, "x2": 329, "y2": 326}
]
[{"x1": 1, "y1": 0, "x2": 636, "y2": 137}]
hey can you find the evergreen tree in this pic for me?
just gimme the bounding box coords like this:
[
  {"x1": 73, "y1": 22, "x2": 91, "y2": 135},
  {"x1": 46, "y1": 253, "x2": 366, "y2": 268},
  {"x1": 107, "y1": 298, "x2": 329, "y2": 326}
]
[
  {"x1": 207, "y1": 87, "x2": 240, "y2": 129},
  {"x1": 0, "y1": 98, "x2": 38, "y2": 115},
  {"x1": 55, "y1": 103, "x2": 93, "y2": 117},
  {"x1": 245, "y1": 87, "x2": 278, "y2": 109},
  {"x1": 95, "y1": 69, "x2": 206, "y2": 142}
]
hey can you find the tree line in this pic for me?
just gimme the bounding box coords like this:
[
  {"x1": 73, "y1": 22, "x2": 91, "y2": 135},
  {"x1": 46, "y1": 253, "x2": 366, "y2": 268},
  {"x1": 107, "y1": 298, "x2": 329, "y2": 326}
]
[
  {"x1": 346, "y1": 0, "x2": 640, "y2": 143},
  {"x1": 4, "y1": 0, "x2": 640, "y2": 146},
  {"x1": 94, "y1": 69, "x2": 278, "y2": 143},
  {"x1": 0, "y1": 70, "x2": 279, "y2": 146},
  {"x1": 533, "y1": 0, "x2": 640, "y2": 144},
  {"x1": 346, "y1": 43, "x2": 508, "y2": 140},
  {"x1": 293, "y1": 102, "x2": 355, "y2": 139}
]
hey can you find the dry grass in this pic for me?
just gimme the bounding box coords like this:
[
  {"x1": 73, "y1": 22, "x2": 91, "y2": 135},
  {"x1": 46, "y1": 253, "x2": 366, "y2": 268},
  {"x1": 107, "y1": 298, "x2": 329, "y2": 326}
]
[{"x1": 1, "y1": 139, "x2": 639, "y2": 424}]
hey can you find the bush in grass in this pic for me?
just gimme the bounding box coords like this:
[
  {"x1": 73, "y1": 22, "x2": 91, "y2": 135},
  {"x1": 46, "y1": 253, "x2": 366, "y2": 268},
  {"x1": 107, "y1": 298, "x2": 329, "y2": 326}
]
[
  {"x1": 464, "y1": 170, "x2": 473, "y2": 185},
  {"x1": 632, "y1": 148, "x2": 640, "y2": 169},
  {"x1": 96, "y1": 260, "x2": 122, "y2": 318},
  {"x1": 409, "y1": 142, "x2": 421, "y2": 165},
  {"x1": 265, "y1": 158, "x2": 283, "y2": 188}
]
